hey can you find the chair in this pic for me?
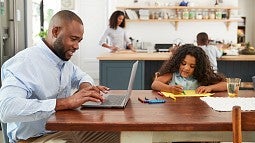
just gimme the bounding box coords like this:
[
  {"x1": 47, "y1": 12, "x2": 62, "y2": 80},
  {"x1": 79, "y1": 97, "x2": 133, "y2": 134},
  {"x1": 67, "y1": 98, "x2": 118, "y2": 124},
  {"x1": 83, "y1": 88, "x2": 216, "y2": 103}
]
[
  {"x1": 1, "y1": 122, "x2": 9, "y2": 143},
  {"x1": 232, "y1": 106, "x2": 255, "y2": 143}
]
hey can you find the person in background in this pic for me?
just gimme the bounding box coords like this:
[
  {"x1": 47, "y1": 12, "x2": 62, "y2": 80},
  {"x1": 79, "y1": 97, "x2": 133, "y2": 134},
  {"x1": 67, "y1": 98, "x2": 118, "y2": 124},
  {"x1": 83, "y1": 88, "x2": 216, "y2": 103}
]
[
  {"x1": 99, "y1": 10, "x2": 135, "y2": 53},
  {"x1": 196, "y1": 32, "x2": 223, "y2": 72},
  {"x1": 151, "y1": 44, "x2": 227, "y2": 94},
  {"x1": 0, "y1": 10, "x2": 120, "y2": 143}
]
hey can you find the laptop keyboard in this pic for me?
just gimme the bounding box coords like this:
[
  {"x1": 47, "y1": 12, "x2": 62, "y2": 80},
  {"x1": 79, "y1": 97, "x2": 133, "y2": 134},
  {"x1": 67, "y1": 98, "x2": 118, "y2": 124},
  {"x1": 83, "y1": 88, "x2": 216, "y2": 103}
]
[{"x1": 101, "y1": 95, "x2": 126, "y2": 105}]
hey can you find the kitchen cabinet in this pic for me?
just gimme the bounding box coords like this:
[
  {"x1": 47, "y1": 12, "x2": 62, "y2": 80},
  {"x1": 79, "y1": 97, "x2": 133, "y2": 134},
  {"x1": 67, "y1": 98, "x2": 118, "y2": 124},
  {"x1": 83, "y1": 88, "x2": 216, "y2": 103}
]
[
  {"x1": 99, "y1": 60, "x2": 145, "y2": 90},
  {"x1": 98, "y1": 53, "x2": 255, "y2": 90},
  {"x1": 117, "y1": 6, "x2": 239, "y2": 30}
]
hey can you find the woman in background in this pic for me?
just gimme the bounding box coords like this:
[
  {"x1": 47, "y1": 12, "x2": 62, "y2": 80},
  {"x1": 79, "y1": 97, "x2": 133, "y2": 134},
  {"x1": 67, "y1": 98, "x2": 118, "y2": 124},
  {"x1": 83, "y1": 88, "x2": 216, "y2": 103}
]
[
  {"x1": 151, "y1": 44, "x2": 226, "y2": 94},
  {"x1": 99, "y1": 10, "x2": 135, "y2": 53}
]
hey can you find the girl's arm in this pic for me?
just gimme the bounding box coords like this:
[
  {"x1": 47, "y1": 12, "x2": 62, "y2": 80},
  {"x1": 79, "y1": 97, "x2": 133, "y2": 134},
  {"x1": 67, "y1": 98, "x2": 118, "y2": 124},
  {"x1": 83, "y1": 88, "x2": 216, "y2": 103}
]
[
  {"x1": 196, "y1": 81, "x2": 227, "y2": 93},
  {"x1": 151, "y1": 73, "x2": 183, "y2": 94}
]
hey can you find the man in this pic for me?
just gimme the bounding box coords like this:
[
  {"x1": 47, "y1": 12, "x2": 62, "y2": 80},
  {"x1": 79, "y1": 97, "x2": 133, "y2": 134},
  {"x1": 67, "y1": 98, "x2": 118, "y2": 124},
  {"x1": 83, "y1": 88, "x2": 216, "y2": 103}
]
[{"x1": 0, "y1": 10, "x2": 119, "y2": 143}]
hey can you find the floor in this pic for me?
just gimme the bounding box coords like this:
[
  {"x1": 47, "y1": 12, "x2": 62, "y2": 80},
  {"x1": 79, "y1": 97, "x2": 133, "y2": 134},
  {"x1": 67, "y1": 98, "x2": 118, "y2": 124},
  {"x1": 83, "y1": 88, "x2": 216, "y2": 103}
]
[
  {"x1": 0, "y1": 131, "x2": 3, "y2": 142},
  {"x1": 0, "y1": 131, "x2": 239, "y2": 143}
]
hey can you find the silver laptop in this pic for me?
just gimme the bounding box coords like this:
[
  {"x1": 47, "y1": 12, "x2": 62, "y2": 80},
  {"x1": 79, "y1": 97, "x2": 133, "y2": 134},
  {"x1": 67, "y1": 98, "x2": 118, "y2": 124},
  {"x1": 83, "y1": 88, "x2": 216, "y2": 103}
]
[{"x1": 82, "y1": 61, "x2": 138, "y2": 108}]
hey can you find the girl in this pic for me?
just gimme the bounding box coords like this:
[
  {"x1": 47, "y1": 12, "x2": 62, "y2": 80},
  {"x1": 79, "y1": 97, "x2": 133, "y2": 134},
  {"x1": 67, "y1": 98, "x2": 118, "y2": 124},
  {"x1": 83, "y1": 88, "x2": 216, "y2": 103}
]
[
  {"x1": 151, "y1": 44, "x2": 227, "y2": 94},
  {"x1": 99, "y1": 10, "x2": 135, "y2": 53}
]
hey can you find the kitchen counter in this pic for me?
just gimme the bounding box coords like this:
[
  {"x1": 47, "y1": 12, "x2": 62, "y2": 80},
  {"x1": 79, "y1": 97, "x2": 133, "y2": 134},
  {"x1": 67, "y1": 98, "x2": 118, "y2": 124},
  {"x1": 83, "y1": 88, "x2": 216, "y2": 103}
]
[
  {"x1": 97, "y1": 52, "x2": 171, "y2": 60},
  {"x1": 97, "y1": 52, "x2": 255, "y2": 90},
  {"x1": 97, "y1": 52, "x2": 255, "y2": 61}
]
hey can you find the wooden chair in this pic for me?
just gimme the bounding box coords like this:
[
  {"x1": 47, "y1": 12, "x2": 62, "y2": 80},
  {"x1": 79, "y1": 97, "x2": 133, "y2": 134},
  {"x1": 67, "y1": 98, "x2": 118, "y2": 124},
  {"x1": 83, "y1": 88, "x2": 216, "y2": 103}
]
[
  {"x1": 232, "y1": 106, "x2": 255, "y2": 143},
  {"x1": 1, "y1": 122, "x2": 9, "y2": 143}
]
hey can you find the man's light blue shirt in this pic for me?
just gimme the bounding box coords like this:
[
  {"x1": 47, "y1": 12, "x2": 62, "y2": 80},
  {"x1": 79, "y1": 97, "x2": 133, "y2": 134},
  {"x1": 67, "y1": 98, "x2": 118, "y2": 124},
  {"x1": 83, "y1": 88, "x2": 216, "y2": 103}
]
[{"x1": 0, "y1": 39, "x2": 94, "y2": 142}]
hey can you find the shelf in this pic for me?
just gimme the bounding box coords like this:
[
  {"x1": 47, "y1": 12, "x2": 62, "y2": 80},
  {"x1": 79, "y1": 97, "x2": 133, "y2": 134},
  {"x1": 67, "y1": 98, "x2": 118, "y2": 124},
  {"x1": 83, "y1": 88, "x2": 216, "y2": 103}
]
[
  {"x1": 117, "y1": 5, "x2": 239, "y2": 31},
  {"x1": 117, "y1": 6, "x2": 239, "y2": 10},
  {"x1": 126, "y1": 19, "x2": 241, "y2": 30}
]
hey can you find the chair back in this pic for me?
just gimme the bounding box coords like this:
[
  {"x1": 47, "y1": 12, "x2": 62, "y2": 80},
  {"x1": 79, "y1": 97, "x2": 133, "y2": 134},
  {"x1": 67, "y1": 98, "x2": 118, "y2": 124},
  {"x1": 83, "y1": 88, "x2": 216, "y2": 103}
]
[
  {"x1": 232, "y1": 106, "x2": 255, "y2": 143},
  {"x1": 1, "y1": 122, "x2": 9, "y2": 143}
]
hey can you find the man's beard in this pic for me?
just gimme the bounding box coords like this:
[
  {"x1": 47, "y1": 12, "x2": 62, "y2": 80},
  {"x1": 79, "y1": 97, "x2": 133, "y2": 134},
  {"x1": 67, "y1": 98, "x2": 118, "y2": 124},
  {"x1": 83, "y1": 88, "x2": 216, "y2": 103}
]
[{"x1": 53, "y1": 37, "x2": 69, "y2": 61}]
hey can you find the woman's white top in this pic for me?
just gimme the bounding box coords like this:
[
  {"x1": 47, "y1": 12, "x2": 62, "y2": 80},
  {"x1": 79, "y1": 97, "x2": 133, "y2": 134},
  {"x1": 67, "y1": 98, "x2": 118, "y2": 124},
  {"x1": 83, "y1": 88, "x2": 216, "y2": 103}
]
[{"x1": 99, "y1": 26, "x2": 131, "y2": 50}]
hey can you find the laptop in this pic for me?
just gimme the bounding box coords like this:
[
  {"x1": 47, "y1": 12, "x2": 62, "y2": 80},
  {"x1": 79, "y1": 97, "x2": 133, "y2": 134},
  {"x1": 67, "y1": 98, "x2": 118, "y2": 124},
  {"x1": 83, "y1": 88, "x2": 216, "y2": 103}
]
[{"x1": 82, "y1": 61, "x2": 138, "y2": 108}]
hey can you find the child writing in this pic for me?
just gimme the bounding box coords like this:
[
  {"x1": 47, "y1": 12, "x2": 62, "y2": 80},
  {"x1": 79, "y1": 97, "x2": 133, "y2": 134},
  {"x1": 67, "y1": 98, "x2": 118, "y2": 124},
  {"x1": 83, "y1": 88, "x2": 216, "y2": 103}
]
[{"x1": 151, "y1": 44, "x2": 227, "y2": 94}]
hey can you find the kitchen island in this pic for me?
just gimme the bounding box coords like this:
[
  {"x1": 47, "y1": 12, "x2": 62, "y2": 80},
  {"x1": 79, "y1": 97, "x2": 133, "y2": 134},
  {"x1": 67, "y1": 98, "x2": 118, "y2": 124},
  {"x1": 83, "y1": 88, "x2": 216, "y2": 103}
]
[{"x1": 97, "y1": 52, "x2": 255, "y2": 89}]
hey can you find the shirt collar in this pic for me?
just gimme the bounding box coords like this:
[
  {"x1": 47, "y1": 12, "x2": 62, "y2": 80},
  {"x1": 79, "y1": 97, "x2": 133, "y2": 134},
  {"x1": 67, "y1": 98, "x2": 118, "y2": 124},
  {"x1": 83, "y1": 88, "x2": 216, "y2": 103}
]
[
  {"x1": 37, "y1": 39, "x2": 66, "y2": 67},
  {"x1": 176, "y1": 72, "x2": 194, "y2": 81}
]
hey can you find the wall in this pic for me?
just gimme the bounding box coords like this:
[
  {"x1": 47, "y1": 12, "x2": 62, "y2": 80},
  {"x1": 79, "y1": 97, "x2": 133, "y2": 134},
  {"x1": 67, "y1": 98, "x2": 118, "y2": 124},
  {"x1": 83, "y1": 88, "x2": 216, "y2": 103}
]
[{"x1": 72, "y1": 0, "x2": 108, "y2": 80}]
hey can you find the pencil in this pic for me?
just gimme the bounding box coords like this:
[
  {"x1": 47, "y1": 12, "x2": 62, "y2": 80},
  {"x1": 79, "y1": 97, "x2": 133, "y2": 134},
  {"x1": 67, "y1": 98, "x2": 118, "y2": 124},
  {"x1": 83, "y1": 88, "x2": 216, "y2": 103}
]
[{"x1": 175, "y1": 82, "x2": 186, "y2": 95}]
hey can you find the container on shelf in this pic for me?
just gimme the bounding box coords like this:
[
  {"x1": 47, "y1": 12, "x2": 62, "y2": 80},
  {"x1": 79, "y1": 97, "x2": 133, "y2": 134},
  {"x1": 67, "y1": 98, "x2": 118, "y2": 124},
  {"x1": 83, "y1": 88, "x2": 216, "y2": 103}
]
[
  {"x1": 177, "y1": 11, "x2": 182, "y2": 19},
  {"x1": 182, "y1": 9, "x2": 189, "y2": 20},
  {"x1": 221, "y1": 10, "x2": 227, "y2": 19},
  {"x1": 196, "y1": 9, "x2": 202, "y2": 20},
  {"x1": 209, "y1": 9, "x2": 215, "y2": 19},
  {"x1": 215, "y1": 9, "x2": 222, "y2": 19},
  {"x1": 189, "y1": 9, "x2": 196, "y2": 19},
  {"x1": 202, "y1": 9, "x2": 209, "y2": 19}
]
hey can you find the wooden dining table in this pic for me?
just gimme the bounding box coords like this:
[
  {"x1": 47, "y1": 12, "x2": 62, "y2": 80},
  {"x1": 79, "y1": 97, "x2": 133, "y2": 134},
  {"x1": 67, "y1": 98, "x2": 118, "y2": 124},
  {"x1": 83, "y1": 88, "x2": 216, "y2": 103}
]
[{"x1": 46, "y1": 90, "x2": 255, "y2": 143}]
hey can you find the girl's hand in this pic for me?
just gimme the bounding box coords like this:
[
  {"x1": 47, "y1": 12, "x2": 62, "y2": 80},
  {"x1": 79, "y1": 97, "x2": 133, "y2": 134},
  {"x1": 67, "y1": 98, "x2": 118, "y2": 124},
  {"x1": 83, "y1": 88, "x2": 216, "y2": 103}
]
[
  {"x1": 170, "y1": 85, "x2": 184, "y2": 95},
  {"x1": 196, "y1": 86, "x2": 212, "y2": 94}
]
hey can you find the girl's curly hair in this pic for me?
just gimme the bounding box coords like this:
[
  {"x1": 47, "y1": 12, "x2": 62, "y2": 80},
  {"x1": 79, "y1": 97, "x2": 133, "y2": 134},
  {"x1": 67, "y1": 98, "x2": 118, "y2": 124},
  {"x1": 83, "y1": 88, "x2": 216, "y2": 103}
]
[{"x1": 158, "y1": 44, "x2": 225, "y2": 86}]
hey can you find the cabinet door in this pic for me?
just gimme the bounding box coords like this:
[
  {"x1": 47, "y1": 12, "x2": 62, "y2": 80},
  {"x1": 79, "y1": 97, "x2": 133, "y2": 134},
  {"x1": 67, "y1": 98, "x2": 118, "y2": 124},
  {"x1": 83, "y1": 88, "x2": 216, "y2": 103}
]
[{"x1": 99, "y1": 60, "x2": 144, "y2": 90}]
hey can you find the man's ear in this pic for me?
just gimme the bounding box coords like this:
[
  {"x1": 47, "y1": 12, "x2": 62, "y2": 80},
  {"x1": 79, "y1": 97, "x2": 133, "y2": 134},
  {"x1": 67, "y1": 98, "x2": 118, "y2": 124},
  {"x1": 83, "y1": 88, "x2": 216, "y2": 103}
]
[{"x1": 52, "y1": 26, "x2": 61, "y2": 38}]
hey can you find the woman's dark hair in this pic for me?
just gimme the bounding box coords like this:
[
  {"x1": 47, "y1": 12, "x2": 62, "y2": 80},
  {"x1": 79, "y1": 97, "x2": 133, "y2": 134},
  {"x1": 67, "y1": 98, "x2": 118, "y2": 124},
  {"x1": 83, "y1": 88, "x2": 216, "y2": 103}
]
[
  {"x1": 109, "y1": 10, "x2": 125, "y2": 29},
  {"x1": 197, "y1": 32, "x2": 209, "y2": 46},
  {"x1": 158, "y1": 44, "x2": 225, "y2": 85}
]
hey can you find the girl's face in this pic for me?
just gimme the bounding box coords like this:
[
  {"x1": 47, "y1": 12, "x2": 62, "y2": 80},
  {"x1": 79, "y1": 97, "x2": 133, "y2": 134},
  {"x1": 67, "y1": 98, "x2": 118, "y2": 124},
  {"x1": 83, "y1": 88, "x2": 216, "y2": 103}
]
[
  {"x1": 117, "y1": 15, "x2": 124, "y2": 26},
  {"x1": 179, "y1": 55, "x2": 196, "y2": 78}
]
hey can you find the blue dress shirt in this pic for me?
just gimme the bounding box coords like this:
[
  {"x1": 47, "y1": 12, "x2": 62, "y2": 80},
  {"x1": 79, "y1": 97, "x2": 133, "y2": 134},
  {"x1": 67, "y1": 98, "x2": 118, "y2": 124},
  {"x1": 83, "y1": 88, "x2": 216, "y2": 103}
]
[{"x1": 0, "y1": 39, "x2": 94, "y2": 142}]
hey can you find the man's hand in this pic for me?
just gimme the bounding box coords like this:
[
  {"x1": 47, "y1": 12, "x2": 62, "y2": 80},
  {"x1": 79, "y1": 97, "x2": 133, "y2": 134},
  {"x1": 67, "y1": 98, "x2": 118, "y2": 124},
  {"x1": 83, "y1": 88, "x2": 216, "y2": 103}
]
[{"x1": 55, "y1": 85, "x2": 110, "y2": 110}]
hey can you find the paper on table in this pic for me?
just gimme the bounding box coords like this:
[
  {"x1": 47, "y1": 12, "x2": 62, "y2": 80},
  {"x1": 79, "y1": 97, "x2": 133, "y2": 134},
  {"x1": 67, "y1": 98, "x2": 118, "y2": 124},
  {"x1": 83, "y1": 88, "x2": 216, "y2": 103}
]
[
  {"x1": 160, "y1": 90, "x2": 213, "y2": 98},
  {"x1": 200, "y1": 97, "x2": 255, "y2": 112}
]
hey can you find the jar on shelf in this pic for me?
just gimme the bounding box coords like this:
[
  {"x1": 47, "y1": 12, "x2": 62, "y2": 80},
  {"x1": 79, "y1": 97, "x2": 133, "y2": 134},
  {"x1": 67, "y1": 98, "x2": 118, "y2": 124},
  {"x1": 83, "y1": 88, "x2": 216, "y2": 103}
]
[
  {"x1": 221, "y1": 10, "x2": 227, "y2": 19},
  {"x1": 182, "y1": 9, "x2": 189, "y2": 20},
  {"x1": 202, "y1": 9, "x2": 209, "y2": 19},
  {"x1": 209, "y1": 9, "x2": 215, "y2": 19},
  {"x1": 189, "y1": 9, "x2": 196, "y2": 19},
  {"x1": 215, "y1": 9, "x2": 222, "y2": 19},
  {"x1": 196, "y1": 9, "x2": 202, "y2": 20},
  {"x1": 177, "y1": 11, "x2": 182, "y2": 19}
]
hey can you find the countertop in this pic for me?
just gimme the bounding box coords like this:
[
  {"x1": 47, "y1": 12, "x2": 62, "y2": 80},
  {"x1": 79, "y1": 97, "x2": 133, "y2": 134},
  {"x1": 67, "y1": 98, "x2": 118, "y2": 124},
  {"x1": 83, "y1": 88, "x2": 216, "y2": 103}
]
[{"x1": 97, "y1": 51, "x2": 255, "y2": 61}]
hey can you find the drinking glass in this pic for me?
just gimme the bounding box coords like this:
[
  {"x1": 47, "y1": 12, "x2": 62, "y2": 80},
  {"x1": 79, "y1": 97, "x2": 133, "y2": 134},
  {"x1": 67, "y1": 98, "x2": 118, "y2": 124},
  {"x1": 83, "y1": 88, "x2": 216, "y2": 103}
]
[{"x1": 226, "y1": 78, "x2": 241, "y2": 97}]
